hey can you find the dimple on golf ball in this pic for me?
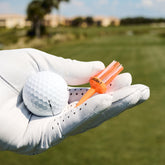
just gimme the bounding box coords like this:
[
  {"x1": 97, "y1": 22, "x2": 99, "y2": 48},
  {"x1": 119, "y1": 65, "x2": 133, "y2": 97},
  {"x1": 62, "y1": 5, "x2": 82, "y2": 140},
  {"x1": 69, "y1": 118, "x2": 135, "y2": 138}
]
[{"x1": 22, "y1": 71, "x2": 69, "y2": 117}]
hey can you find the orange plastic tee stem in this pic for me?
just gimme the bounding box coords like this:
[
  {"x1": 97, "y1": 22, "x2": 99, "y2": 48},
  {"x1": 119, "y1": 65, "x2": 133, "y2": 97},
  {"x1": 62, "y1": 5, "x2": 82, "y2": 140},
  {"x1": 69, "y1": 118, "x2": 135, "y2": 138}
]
[{"x1": 76, "y1": 61, "x2": 124, "y2": 107}]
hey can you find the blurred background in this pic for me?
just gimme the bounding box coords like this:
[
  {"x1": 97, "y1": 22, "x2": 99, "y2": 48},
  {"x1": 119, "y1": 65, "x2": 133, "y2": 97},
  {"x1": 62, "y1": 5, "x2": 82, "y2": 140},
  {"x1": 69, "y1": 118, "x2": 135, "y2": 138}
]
[{"x1": 0, "y1": 0, "x2": 164, "y2": 165}]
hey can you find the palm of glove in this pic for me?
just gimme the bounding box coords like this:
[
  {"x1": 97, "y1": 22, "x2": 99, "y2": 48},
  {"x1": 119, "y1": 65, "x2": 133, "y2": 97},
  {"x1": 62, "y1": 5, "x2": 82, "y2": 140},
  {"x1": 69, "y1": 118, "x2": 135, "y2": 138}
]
[{"x1": 0, "y1": 48, "x2": 149, "y2": 155}]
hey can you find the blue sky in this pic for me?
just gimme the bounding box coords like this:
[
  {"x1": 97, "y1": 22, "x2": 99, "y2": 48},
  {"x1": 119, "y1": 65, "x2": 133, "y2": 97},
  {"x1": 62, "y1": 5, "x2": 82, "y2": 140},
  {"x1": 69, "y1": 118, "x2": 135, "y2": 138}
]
[{"x1": 0, "y1": 0, "x2": 165, "y2": 18}]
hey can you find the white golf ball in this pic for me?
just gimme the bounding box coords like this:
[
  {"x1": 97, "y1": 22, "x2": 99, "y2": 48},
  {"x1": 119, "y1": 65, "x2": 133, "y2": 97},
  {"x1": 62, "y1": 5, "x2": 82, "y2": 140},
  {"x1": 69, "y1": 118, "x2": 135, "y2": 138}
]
[{"x1": 22, "y1": 71, "x2": 69, "y2": 116}]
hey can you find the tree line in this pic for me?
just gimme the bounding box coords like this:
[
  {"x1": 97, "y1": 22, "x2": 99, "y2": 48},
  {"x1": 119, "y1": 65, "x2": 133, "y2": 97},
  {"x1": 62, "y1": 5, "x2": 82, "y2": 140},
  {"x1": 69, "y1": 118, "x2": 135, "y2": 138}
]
[
  {"x1": 71, "y1": 17, "x2": 94, "y2": 27},
  {"x1": 120, "y1": 17, "x2": 165, "y2": 25}
]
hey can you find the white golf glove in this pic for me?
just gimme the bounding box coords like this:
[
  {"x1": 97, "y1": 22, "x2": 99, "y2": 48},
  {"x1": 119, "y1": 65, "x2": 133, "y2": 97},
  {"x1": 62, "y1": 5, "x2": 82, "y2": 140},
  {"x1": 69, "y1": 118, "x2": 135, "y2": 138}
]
[{"x1": 0, "y1": 48, "x2": 150, "y2": 155}]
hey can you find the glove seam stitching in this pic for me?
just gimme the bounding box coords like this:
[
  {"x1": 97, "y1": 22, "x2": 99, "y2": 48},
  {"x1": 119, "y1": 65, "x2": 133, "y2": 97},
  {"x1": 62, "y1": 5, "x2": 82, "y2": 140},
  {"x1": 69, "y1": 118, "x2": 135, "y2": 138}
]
[
  {"x1": 26, "y1": 51, "x2": 41, "y2": 72},
  {"x1": 0, "y1": 75, "x2": 19, "y2": 94}
]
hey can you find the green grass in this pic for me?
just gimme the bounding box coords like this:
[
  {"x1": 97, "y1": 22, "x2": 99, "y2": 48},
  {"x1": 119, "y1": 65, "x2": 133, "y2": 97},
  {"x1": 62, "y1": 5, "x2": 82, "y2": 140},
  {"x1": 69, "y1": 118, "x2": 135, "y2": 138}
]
[{"x1": 0, "y1": 25, "x2": 164, "y2": 165}]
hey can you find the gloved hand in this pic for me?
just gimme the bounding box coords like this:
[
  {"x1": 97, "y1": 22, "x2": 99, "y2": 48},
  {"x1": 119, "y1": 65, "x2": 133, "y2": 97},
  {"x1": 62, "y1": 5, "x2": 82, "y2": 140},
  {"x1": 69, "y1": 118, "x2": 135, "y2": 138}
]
[{"x1": 0, "y1": 48, "x2": 150, "y2": 155}]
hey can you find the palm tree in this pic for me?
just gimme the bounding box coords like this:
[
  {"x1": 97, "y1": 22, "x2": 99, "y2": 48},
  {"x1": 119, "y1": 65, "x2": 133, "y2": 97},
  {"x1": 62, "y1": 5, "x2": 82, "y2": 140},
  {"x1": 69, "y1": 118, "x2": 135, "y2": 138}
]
[
  {"x1": 27, "y1": 0, "x2": 69, "y2": 37},
  {"x1": 27, "y1": 0, "x2": 46, "y2": 38}
]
